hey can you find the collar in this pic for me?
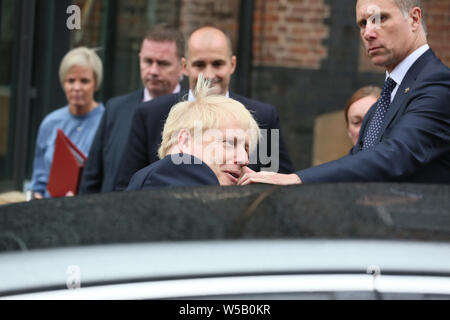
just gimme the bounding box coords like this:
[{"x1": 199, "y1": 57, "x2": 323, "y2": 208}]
[
  {"x1": 387, "y1": 44, "x2": 429, "y2": 87},
  {"x1": 143, "y1": 83, "x2": 181, "y2": 102},
  {"x1": 188, "y1": 89, "x2": 230, "y2": 101},
  {"x1": 68, "y1": 102, "x2": 104, "y2": 119}
]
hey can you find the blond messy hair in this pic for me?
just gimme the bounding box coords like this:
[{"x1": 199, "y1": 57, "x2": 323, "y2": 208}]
[{"x1": 158, "y1": 74, "x2": 260, "y2": 159}]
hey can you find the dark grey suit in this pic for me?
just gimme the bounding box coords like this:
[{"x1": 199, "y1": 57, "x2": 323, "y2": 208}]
[
  {"x1": 126, "y1": 154, "x2": 220, "y2": 191},
  {"x1": 79, "y1": 89, "x2": 144, "y2": 193}
]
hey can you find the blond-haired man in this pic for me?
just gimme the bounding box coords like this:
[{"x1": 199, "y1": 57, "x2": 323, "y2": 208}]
[{"x1": 126, "y1": 74, "x2": 260, "y2": 190}]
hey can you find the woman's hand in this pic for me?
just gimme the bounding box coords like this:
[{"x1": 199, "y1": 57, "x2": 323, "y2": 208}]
[
  {"x1": 65, "y1": 191, "x2": 75, "y2": 197},
  {"x1": 32, "y1": 192, "x2": 43, "y2": 200}
]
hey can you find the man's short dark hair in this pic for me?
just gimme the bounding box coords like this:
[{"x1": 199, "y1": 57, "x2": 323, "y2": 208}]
[{"x1": 144, "y1": 24, "x2": 185, "y2": 59}]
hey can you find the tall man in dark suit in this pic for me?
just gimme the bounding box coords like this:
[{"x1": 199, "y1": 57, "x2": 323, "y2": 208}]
[
  {"x1": 114, "y1": 26, "x2": 294, "y2": 191},
  {"x1": 79, "y1": 25, "x2": 185, "y2": 193},
  {"x1": 238, "y1": 0, "x2": 450, "y2": 186}
]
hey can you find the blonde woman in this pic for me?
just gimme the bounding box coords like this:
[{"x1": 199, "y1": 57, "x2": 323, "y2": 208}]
[{"x1": 28, "y1": 47, "x2": 104, "y2": 198}]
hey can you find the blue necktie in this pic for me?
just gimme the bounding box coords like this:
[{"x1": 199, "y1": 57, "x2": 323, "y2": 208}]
[{"x1": 362, "y1": 77, "x2": 397, "y2": 150}]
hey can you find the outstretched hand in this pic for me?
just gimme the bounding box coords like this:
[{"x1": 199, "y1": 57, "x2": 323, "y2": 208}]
[{"x1": 237, "y1": 167, "x2": 302, "y2": 186}]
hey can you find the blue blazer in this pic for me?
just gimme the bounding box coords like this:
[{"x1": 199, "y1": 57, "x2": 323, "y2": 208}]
[
  {"x1": 298, "y1": 49, "x2": 450, "y2": 183},
  {"x1": 79, "y1": 89, "x2": 144, "y2": 193},
  {"x1": 114, "y1": 91, "x2": 294, "y2": 191},
  {"x1": 126, "y1": 154, "x2": 219, "y2": 191}
]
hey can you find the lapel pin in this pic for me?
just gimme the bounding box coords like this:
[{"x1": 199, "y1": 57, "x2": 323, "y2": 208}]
[{"x1": 404, "y1": 88, "x2": 410, "y2": 94}]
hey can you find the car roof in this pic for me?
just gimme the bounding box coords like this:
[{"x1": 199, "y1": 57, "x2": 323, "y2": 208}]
[{"x1": 1, "y1": 239, "x2": 450, "y2": 297}]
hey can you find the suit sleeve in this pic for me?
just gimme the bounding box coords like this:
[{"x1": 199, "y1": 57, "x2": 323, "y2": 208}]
[
  {"x1": 125, "y1": 168, "x2": 146, "y2": 191},
  {"x1": 113, "y1": 107, "x2": 149, "y2": 191},
  {"x1": 78, "y1": 110, "x2": 107, "y2": 194},
  {"x1": 268, "y1": 106, "x2": 295, "y2": 174},
  {"x1": 297, "y1": 73, "x2": 450, "y2": 183}
]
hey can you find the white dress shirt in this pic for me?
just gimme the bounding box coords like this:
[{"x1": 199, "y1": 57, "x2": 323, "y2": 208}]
[
  {"x1": 187, "y1": 89, "x2": 230, "y2": 101},
  {"x1": 387, "y1": 44, "x2": 429, "y2": 102},
  {"x1": 143, "y1": 83, "x2": 181, "y2": 102}
]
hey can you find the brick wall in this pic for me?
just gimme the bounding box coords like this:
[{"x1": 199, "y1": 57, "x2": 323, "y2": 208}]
[
  {"x1": 253, "y1": 0, "x2": 331, "y2": 69},
  {"x1": 422, "y1": 0, "x2": 450, "y2": 66},
  {"x1": 179, "y1": 0, "x2": 240, "y2": 52}
]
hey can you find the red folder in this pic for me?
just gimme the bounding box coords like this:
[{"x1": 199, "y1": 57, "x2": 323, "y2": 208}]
[{"x1": 47, "y1": 129, "x2": 87, "y2": 197}]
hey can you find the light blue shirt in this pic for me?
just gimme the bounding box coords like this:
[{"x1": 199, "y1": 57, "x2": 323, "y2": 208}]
[{"x1": 28, "y1": 103, "x2": 105, "y2": 198}]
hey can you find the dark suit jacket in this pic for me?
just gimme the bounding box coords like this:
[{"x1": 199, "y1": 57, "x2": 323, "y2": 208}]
[
  {"x1": 297, "y1": 49, "x2": 450, "y2": 183},
  {"x1": 114, "y1": 91, "x2": 294, "y2": 191},
  {"x1": 79, "y1": 89, "x2": 144, "y2": 193},
  {"x1": 126, "y1": 154, "x2": 219, "y2": 191}
]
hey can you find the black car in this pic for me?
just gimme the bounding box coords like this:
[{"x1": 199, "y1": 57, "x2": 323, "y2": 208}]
[{"x1": 1, "y1": 183, "x2": 449, "y2": 299}]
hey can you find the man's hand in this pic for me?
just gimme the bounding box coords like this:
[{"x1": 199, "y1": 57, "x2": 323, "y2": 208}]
[{"x1": 237, "y1": 167, "x2": 302, "y2": 186}]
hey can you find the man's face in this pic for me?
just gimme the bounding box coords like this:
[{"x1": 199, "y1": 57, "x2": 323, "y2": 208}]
[
  {"x1": 139, "y1": 39, "x2": 183, "y2": 98},
  {"x1": 190, "y1": 121, "x2": 250, "y2": 186},
  {"x1": 183, "y1": 29, "x2": 236, "y2": 95},
  {"x1": 356, "y1": 0, "x2": 419, "y2": 72}
]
